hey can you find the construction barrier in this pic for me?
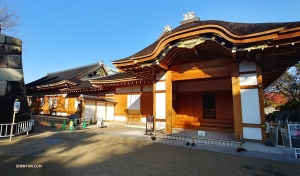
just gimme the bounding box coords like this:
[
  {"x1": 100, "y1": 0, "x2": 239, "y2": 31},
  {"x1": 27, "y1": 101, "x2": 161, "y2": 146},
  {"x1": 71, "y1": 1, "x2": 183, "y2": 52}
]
[
  {"x1": 34, "y1": 118, "x2": 93, "y2": 130},
  {"x1": 0, "y1": 119, "x2": 34, "y2": 138}
]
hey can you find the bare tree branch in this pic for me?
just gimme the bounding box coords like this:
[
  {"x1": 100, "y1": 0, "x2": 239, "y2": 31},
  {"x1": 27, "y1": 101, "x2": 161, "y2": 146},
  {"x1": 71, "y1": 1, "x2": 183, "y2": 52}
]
[{"x1": 0, "y1": 3, "x2": 19, "y2": 33}]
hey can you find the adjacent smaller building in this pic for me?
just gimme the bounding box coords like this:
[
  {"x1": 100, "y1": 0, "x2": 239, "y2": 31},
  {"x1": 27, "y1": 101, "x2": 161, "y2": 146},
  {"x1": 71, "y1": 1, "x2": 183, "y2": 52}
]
[{"x1": 25, "y1": 61, "x2": 117, "y2": 117}]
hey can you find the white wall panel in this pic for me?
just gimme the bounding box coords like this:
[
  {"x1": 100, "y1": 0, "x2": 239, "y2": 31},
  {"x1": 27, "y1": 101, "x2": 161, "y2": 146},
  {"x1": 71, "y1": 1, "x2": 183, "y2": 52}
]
[
  {"x1": 84, "y1": 102, "x2": 95, "y2": 120},
  {"x1": 114, "y1": 115, "x2": 126, "y2": 121},
  {"x1": 156, "y1": 81, "x2": 166, "y2": 91},
  {"x1": 116, "y1": 86, "x2": 140, "y2": 93},
  {"x1": 143, "y1": 85, "x2": 153, "y2": 92},
  {"x1": 243, "y1": 127, "x2": 262, "y2": 140},
  {"x1": 156, "y1": 122, "x2": 166, "y2": 130},
  {"x1": 239, "y1": 60, "x2": 256, "y2": 72},
  {"x1": 106, "y1": 104, "x2": 114, "y2": 120},
  {"x1": 127, "y1": 94, "x2": 141, "y2": 110},
  {"x1": 240, "y1": 73, "x2": 257, "y2": 86},
  {"x1": 156, "y1": 93, "x2": 166, "y2": 119},
  {"x1": 240, "y1": 89, "x2": 261, "y2": 124},
  {"x1": 96, "y1": 103, "x2": 106, "y2": 120}
]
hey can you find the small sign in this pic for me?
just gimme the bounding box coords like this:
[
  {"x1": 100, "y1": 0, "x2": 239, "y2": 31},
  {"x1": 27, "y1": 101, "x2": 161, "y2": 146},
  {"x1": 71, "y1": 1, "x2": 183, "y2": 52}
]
[
  {"x1": 288, "y1": 124, "x2": 300, "y2": 148},
  {"x1": 146, "y1": 116, "x2": 154, "y2": 122},
  {"x1": 14, "y1": 101, "x2": 20, "y2": 112},
  {"x1": 198, "y1": 131, "x2": 205, "y2": 136}
]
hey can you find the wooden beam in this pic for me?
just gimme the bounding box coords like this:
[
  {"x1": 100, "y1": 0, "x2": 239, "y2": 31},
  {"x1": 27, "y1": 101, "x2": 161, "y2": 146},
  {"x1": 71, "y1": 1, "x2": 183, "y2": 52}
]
[
  {"x1": 171, "y1": 65, "x2": 231, "y2": 81},
  {"x1": 231, "y1": 63, "x2": 243, "y2": 141}
]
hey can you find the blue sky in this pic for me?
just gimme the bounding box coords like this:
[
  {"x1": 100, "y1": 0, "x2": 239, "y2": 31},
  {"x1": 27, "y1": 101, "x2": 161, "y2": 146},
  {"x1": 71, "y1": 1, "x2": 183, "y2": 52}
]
[{"x1": 2, "y1": 0, "x2": 300, "y2": 83}]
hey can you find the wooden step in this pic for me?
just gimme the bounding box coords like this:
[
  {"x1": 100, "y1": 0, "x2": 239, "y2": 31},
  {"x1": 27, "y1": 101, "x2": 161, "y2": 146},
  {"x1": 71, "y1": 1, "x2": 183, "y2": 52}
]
[
  {"x1": 175, "y1": 116, "x2": 199, "y2": 122},
  {"x1": 173, "y1": 121, "x2": 201, "y2": 126},
  {"x1": 173, "y1": 124, "x2": 234, "y2": 132},
  {"x1": 200, "y1": 122, "x2": 234, "y2": 128}
]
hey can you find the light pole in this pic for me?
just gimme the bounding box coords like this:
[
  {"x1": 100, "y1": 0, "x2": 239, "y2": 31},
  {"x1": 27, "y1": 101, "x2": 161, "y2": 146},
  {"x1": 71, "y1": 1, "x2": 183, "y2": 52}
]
[{"x1": 10, "y1": 99, "x2": 20, "y2": 141}]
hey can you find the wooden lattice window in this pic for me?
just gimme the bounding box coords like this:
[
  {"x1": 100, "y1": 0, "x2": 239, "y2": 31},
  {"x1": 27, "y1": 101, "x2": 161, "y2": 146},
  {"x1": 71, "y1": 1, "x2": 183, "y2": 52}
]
[{"x1": 202, "y1": 93, "x2": 216, "y2": 119}]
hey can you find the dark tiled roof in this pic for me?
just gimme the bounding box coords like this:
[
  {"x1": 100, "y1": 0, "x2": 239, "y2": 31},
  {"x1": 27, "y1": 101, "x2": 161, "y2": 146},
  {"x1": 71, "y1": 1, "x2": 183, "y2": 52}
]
[
  {"x1": 89, "y1": 72, "x2": 134, "y2": 81},
  {"x1": 26, "y1": 63, "x2": 102, "y2": 88},
  {"x1": 113, "y1": 20, "x2": 300, "y2": 62},
  {"x1": 78, "y1": 94, "x2": 117, "y2": 104}
]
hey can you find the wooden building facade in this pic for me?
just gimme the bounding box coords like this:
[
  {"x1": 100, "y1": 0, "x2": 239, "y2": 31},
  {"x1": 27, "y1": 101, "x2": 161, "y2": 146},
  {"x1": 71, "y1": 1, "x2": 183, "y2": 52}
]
[{"x1": 26, "y1": 13, "x2": 300, "y2": 141}]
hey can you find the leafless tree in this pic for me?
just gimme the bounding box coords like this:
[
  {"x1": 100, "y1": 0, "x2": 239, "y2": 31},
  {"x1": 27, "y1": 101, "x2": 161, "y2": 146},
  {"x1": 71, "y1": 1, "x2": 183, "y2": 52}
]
[{"x1": 0, "y1": 4, "x2": 18, "y2": 33}]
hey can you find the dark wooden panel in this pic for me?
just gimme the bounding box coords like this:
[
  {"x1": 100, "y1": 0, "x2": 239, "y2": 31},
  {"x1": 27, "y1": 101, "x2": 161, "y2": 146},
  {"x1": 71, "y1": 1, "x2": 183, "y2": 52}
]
[{"x1": 141, "y1": 93, "x2": 153, "y2": 116}]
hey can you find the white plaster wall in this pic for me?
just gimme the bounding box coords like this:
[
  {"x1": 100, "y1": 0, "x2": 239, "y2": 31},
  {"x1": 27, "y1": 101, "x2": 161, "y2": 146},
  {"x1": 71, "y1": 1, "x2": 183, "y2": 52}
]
[
  {"x1": 156, "y1": 71, "x2": 166, "y2": 81},
  {"x1": 156, "y1": 81, "x2": 166, "y2": 91},
  {"x1": 239, "y1": 60, "x2": 256, "y2": 72},
  {"x1": 177, "y1": 79, "x2": 231, "y2": 92},
  {"x1": 84, "y1": 102, "x2": 95, "y2": 120},
  {"x1": 106, "y1": 104, "x2": 115, "y2": 120},
  {"x1": 156, "y1": 93, "x2": 166, "y2": 119},
  {"x1": 143, "y1": 85, "x2": 153, "y2": 92},
  {"x1": 240, "y1": 89, "x2": 261, "y2": 124},
  {"x1": 240, "y1": 73, "x2": 258, "y2": 86},
  {"x1": 243, "y1": 127, "x2": 262, "y2": 140},
  {"x1": 74, "y1": 99, "x2": 79, "y2": 108},
  {"x1": 96, "y1": 103, "x2": 106, "y2": 120},
  {"x1": 156, "y1": 122, "x2": 166, "y2": 130},
  {"x1": 116, "y1": 86, "x2": 140, "y2": 93},
  {"x1": 114, "y1": 115, "x2": 127, "y2": 121},
  {"x1": 127, "y1": 94, "x2": 141, "y2": 110}
]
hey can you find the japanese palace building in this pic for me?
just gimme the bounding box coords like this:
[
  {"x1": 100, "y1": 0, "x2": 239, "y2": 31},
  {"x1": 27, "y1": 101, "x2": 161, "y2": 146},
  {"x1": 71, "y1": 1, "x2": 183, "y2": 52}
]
[{"x1": 26, "y1": 12, "x2": 300, "y2": 141}]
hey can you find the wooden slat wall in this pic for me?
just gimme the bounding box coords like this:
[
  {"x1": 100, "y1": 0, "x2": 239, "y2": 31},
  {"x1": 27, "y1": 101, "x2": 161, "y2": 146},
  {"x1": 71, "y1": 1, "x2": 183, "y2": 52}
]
[
  {"x1": 114, "y1": 94, "x2": 127, "y2": 115},
  {"x1": 215, "y1": 91, "x2": 234, "y2": 120},
  {"x1": 176, "y1": 93, "x2": 194, "y2": 118},
  {"x1": 193, "y1": 93, "x2": 202, "y2": 119},
  {"x1": 176, "y1": 91, "x2": 233, "y2": 120},
  {"x1": 141, "y1": 92, "x2": 153, "y2": 116}
]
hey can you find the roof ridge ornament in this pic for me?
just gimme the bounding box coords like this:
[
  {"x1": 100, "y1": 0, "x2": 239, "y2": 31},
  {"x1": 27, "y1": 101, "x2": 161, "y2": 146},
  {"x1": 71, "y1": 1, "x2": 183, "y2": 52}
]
[
  {"x1": 180, "y1": 12, "x2": 200, "y2": 25},
  {"x1": 164, "y1": 25, "x2": 172, "y2": 32},
  {"x1": 183, "y1": 12, "x2": 195, "y2": 21}
]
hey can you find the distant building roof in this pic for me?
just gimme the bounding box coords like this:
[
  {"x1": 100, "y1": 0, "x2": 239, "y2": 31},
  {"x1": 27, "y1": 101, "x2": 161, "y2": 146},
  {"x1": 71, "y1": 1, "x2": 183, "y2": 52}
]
[{"x1": 26, "y1": 62, "x2": 109, "y2": 90}]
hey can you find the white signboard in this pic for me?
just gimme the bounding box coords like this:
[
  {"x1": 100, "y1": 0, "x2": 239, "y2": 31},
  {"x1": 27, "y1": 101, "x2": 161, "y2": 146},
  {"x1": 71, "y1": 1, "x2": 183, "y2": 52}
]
[{"x1": 288, "y1": 124, "x2": 300, "y2": 148}]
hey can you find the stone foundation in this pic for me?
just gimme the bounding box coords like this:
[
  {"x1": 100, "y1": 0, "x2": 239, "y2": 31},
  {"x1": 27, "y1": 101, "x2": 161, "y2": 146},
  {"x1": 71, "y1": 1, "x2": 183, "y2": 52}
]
[{"x1": 0, "y1": 33, "x2": 30, "y2": 123}]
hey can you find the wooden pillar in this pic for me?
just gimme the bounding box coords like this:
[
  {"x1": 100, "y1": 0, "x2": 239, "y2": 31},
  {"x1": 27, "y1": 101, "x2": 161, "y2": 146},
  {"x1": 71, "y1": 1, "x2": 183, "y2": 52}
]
[
  {"x1": 153, "y1": 73, "x2": 157, "y2": 130},
  {"x1": 257, "y1": 62, "x2": 267, "y2": 141},
  {"x1": 231, "y1": 63, "x2": 243, "y2": 141},
  {"x1": 166, "y1": 70, "x2": 172, "y2": 134}
]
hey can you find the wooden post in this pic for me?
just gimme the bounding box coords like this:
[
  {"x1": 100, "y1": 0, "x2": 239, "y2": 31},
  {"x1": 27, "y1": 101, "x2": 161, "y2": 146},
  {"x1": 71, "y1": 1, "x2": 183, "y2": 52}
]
[
  {"x1": 231, "y1": 63, "x2": 243, "y2": 141},
  {"x1": 166, "y1": 70, "x2": 172, "y2": 134},
  {"x1": 256, "y1": 62, "x2": 267, "y2": 141},
  {"x1": 153, "y1": 73, "x2": 156, "y2": 130}
]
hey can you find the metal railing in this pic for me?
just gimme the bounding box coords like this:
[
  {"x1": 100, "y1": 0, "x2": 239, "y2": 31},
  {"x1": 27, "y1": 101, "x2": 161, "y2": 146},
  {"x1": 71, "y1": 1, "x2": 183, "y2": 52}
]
[{"x1": 0, "y1": 119, "x2": 34, "y2": 138}]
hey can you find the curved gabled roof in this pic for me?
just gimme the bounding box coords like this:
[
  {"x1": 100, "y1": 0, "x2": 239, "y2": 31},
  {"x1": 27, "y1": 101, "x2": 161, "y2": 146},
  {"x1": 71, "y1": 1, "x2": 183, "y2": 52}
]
[{"x1": 112, "y1": 20, "x2": 300, "y2": 67}]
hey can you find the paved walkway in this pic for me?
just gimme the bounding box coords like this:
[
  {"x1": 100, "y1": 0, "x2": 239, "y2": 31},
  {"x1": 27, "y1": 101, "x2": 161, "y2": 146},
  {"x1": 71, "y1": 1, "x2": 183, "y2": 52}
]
[{"x1": 0, "y1": 121, "x2": 299, "y2": 175}]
